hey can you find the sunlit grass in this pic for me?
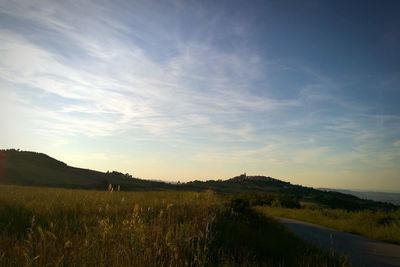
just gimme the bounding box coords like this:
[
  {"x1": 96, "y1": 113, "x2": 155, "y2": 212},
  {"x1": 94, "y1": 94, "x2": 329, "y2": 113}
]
[
  {"x1": 0, "y1": 185, "x2": 350, "y2": 266},
  {"x1": 256, "y1": 205, "x2": 400, "y2": 244},
  {"x1": 0, "y1": 185, "x2": 221, "y2": 266}
]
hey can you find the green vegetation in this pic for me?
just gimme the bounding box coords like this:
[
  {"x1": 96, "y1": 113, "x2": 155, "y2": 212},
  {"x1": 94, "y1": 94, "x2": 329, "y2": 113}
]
[
  {"x1": 0, "y1": 185, "x2": 349, "y2": 266},
  {"x1": 256, "y1": 205, "x2": 400, "y2": 244}
]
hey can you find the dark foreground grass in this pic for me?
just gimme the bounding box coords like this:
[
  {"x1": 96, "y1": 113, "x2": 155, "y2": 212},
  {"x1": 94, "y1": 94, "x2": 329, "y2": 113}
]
[
  {"x1": 0, "y1": 185, "x2": 349, "y2": 266},
  {"x1": 256, "y1": 206, "x2": 400, "y2": 244},
  {"x1": 210, "y1": 199, "x2": 350, "y2": 267}
]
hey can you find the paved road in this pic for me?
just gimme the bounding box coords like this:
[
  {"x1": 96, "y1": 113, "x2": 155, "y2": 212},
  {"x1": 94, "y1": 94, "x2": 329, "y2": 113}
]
[{"x1": 276, "y1": 217, "x2": 400, "y2": 267}]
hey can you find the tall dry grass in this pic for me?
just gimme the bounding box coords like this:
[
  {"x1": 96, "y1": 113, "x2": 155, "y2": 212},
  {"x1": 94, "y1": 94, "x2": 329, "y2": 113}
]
[
  {"x1": 0, "y1": 185, "x2": 221, "y2": 266},
  {"x1": 0, "y1": 185, "x2": 350, "y2": 266}
]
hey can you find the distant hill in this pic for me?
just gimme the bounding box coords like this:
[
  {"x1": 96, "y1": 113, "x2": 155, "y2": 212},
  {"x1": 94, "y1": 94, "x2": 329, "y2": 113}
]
[
  {"x1": 183, "y1": 174, "x2": 292, "y2": 192},
  {"x1": 183, "y1": 174, "x2": 398, "y2": 210},
  {"x1": 0, "y1": 149, "x2": 397, "y2": 211},
  {"x1": 319, "y1": 188, "x2": 400, "y2": 206}
]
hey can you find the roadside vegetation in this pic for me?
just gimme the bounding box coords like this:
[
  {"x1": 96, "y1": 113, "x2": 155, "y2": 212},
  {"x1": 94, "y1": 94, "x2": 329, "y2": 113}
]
[
  {"x1": 0, "y1": 185, "x2": 349, "y2": 266},
  {"x1": 256, "y1": 205, "x2": 400, "y2": 244}
]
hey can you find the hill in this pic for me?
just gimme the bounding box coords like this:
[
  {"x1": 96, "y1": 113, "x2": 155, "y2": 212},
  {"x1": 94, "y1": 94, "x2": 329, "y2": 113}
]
[
  {"x1": 183, "y1": 174, "x2": 291, "y2": 192},
  {"x1": 0, "y1": 149, "x2": 397, "y2": 211},
  {"x1": 319, "y1": 188, "x2": 400, "y2": 206},
  {"x1": 183, "y1": 174, "x2": 398, "y2": 210},
  {"x1": 0, "y1": 149, "x2": 173, "y2": 190}
]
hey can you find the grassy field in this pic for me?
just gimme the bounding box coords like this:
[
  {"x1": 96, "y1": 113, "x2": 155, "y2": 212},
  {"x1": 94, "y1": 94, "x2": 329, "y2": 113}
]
[
  {"x1": 0, "y1": 185, "x2": 349, "y2": 266},
  {"x1": 256, "y1": 205, "x2": 400, "y2": 244}
]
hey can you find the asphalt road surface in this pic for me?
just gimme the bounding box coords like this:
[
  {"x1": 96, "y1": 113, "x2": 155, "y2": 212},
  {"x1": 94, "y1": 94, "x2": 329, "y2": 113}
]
[{"x1": 276, "y1": 217, "x2": 400, "y2": 267}]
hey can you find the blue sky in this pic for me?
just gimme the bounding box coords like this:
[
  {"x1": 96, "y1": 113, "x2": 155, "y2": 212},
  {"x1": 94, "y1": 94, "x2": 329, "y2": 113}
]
[{"x1": 1, "y1": 0, "x2": 399, "y2": 191}]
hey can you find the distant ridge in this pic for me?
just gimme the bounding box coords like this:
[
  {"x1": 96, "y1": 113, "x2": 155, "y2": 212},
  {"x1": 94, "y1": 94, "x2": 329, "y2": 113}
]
[
  {"x1": 0, "y1": 149, "x2": 397, "y2": 211},
  {"x1": 319, "y1": 188, "x2": 400, "y2": 206}
]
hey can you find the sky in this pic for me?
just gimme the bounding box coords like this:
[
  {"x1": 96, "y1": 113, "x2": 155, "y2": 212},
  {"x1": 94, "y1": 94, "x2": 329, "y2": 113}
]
[{"x1": 0, "y1": 0, "x2": 399, "y2": 191}]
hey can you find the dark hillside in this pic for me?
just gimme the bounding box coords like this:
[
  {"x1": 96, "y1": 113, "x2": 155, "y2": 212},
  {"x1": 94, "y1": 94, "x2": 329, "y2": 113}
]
[
  {"x1": 184, "y1": 175, "x2": 290, "y2": 192},
  {"x1": 0, "y1": 149, "x2": 173, "y2": 190}
]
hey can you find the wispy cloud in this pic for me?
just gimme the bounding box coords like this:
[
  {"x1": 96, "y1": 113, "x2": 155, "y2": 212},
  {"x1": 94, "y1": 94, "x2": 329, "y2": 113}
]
[
  {"x1": 0, "y1": 1, "x2": 294, "y2": 140},
  {"x1": 1, "y1": 0, "x2": 399, "y2": 189}
]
